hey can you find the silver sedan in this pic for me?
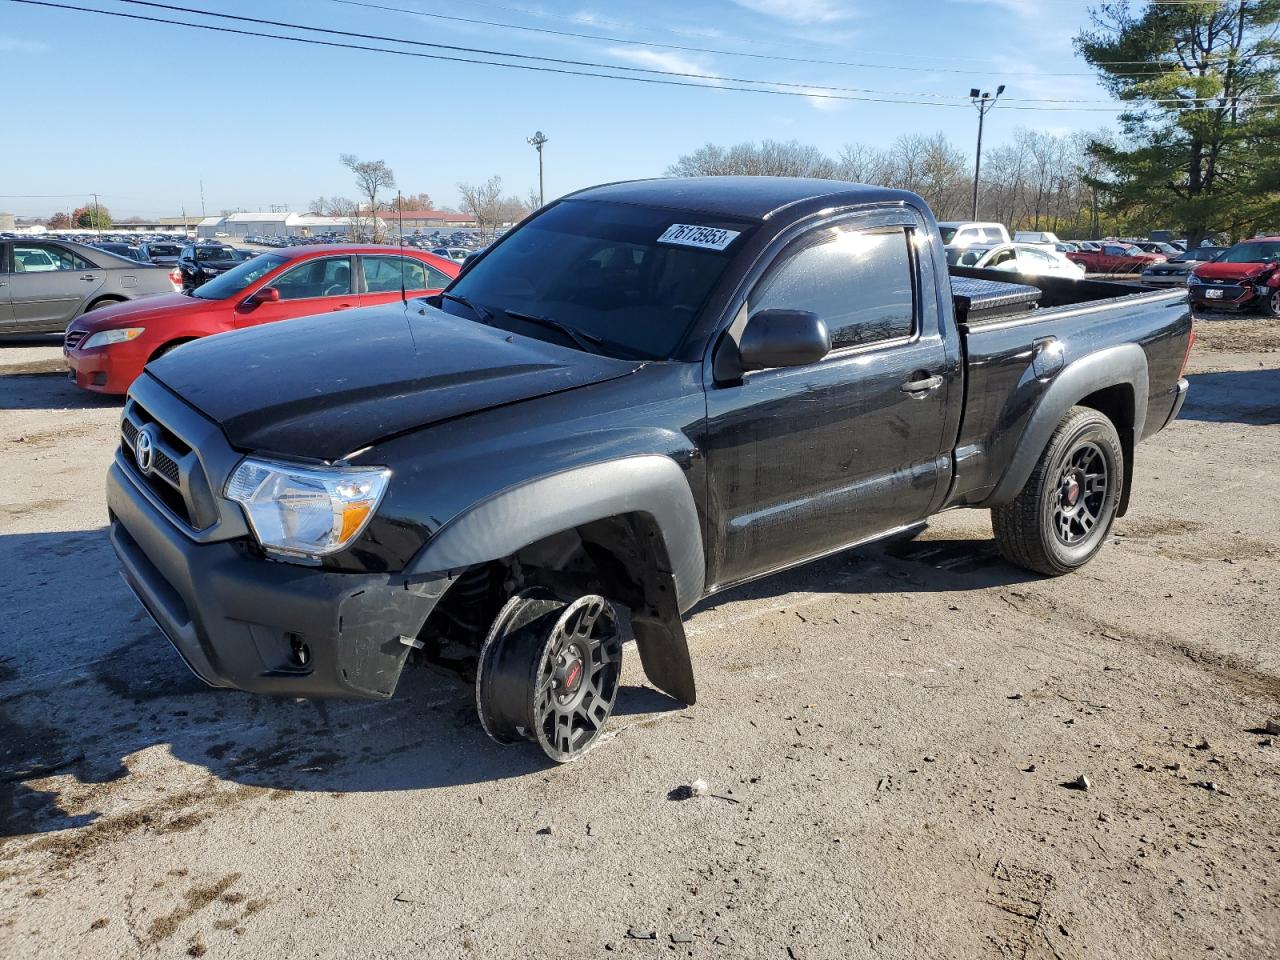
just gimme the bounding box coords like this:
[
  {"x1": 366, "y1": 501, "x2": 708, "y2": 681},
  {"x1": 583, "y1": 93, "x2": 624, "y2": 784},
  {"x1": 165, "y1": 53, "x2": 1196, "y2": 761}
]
[{"x1": 0, "y1": 239, "x2": 178, "y2": 334}]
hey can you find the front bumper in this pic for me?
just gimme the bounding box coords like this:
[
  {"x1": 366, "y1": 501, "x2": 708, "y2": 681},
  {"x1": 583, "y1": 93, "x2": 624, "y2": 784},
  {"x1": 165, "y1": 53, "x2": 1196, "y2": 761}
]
[
  {"x1": 65, "y1": 342, "x2": 147, "y2": 395},
  {"x1": 108, "y1": 457, "x2": 447, "y2": 699},
  {"x1": 1189, "y1": 283, "x2": 1260, "y2": 308}
]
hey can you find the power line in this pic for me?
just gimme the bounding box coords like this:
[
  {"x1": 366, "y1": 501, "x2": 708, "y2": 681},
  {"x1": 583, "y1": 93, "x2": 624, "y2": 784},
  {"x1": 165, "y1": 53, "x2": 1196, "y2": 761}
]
[
  {"x1": 105, "y1": 0, "x2": 1195, "y2": 103},
  {"x1": 318, "y1": 0, "x2": 1226, "y2": 77},
  {"x1": 9, "y1": 0, "x2": 1275, "y2": 111}
]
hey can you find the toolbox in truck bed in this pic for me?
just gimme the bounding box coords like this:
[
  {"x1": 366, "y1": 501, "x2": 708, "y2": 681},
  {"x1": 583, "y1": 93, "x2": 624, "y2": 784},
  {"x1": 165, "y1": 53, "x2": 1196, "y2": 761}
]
[{"x1": 949, "y1": 275, "x2": 1042, "y2": 324}]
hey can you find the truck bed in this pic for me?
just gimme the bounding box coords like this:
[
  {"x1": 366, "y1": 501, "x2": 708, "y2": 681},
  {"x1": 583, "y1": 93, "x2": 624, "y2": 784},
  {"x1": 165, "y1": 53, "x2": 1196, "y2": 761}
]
[
  {"x1": 949, "y1": 265, "x2": 1180, "y2": 325},
  {"x1": 945, "y1": 266, "x2": 1192, "y2": 509}
]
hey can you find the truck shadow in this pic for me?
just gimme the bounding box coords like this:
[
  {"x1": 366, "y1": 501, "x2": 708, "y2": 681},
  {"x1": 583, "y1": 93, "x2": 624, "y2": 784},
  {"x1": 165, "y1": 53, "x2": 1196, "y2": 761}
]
[
  {"x1": 0, "y1": 523, "x2": 1034, "y2": 842},
  {"x1": 1179, "y1": 367, "x2": 1280, "y2": 425}
]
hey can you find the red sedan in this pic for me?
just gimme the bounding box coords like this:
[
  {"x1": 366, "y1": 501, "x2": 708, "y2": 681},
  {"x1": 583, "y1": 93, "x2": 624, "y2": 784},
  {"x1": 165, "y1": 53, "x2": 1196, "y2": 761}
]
[{"x1": 64, "y1": 245, "x2": 459, "y2": 395}]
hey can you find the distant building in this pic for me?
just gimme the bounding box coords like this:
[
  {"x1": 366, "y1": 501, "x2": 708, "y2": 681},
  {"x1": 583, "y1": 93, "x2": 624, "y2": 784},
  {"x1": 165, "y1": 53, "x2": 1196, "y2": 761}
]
[
  {"x1": 0, "y1": 212, "x2": 15, "y2": 233},
  {"x1": 194, "y1": 209, "x2": 477, "y2": 239}
]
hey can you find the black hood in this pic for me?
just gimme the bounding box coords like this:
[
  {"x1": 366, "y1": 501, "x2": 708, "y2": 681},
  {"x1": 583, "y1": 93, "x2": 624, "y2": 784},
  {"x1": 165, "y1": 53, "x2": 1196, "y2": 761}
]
[{"x1": 146, "y1": 302, "x2": 643, "y2": 460}]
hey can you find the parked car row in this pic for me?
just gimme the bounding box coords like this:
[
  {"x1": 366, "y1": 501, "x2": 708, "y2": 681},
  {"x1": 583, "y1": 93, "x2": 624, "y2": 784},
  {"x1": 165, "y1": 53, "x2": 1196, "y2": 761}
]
[{"x1": 63, "y1": 245, "x2": 459, "y2": 393}]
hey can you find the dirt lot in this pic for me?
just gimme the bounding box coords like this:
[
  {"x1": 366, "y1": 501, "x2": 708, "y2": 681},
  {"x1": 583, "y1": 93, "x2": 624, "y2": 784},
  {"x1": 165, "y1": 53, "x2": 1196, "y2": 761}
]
[{"x1": 1, "y1": 317, "x2": 1278, "y2": 960}]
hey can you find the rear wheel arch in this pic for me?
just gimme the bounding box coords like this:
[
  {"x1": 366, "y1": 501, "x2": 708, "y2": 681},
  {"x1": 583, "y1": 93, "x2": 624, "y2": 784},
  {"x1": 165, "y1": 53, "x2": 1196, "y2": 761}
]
[
  {"x1": 84, "y1": 294, "x2": 127, "y2": 313},
  {"x1": 988, "y1": 344, "x2": 1148, "y2": 512}
]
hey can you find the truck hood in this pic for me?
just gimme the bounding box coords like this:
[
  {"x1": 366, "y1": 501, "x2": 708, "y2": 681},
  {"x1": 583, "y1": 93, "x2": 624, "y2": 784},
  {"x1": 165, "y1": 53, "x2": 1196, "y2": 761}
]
[
  {"x1": 1193, "y1": 261, "x2": 1274, "y2": 282},
  {"x1": 145, "y1": 302, "x2": 644, "y2": 460}
]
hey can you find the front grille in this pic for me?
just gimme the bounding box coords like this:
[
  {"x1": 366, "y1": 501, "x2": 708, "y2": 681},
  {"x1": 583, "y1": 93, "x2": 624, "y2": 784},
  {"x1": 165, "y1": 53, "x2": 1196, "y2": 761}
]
[
  {"x1": 120, "y1": 399, "x2": 217, "y2": 530},
  {"x1": 64, "y1": 330, "x2": 86, "y2": 350},
  {"x1": 1195, "y1": 283, "x2": 1246, "y2": 300}
]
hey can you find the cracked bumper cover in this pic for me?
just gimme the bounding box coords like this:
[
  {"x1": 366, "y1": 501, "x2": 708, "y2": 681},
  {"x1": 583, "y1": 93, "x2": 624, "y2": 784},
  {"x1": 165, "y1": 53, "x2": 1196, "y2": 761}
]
[{"x1": 107, "y1": 458, "x2": 447, "y2": 699}]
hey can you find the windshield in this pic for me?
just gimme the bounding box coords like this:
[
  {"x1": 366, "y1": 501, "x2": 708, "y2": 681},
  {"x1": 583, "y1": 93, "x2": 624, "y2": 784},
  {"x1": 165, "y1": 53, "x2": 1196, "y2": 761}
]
[
  {"x1": 445, "y1": 199, "x2": 755, "y2": 359},
  {"x1": 946, "y1": 247, "x2": 988, "y2": 266},
  {"x1": 196, "y1": 246, "x2": 237, "y2": 262},
  {"x1": 193, "y1": 253, "x2": 288, "y2": 300},
  {"x1": 1217, "y1": 241, "x2": 1280, "y2": 263},
  {"x1": 148, "y1": 243, "x2": 180, "y2": 257}
]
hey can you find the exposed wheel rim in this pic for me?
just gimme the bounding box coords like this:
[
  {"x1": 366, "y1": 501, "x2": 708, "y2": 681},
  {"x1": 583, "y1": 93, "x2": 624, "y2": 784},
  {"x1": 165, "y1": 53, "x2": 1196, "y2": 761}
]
[
  {"x1": 532, "y1": 596, "x2": 622, "y2": 762},
  {"x1": 1052, "y1": 440, "x2": 1108, "y2": 546},
  {"x1": 1271, "y1": 289, "x2": 1280, "y2": 316},
  {"x1": 476, "y1": 591, "x2": 623, "y2": 763}
]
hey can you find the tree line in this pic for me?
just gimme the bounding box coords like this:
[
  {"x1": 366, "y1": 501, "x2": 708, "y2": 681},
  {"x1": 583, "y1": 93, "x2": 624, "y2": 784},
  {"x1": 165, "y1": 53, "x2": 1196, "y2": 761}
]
[{"x1": 666, "y1": 131, "x2": 1124, "y2": 240}]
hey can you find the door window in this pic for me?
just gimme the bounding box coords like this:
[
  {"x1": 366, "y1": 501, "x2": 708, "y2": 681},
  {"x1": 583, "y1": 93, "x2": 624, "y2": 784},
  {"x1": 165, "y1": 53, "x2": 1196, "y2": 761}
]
[
  {"x1": 361, "y1": 255, "x2": 452, "y2": 293},
  {"x1": 750, "y1": 226, "x2": 916, "y2": 350},
  {"x1": 13, "y1": 244, "x2": 94, "y2": 273},
  {"x1": 272, "y1": 258, "x2": 353, "y2": 300}
]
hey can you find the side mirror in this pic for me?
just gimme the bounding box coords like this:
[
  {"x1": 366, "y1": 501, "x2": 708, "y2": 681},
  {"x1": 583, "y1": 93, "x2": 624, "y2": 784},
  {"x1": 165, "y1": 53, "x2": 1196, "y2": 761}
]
[
  {"x1": 250, "y1": 286, "x2": 281, "y2": 305},
  {"x1": 738, "y1": 309, "x2": 830, "y2": 372}
]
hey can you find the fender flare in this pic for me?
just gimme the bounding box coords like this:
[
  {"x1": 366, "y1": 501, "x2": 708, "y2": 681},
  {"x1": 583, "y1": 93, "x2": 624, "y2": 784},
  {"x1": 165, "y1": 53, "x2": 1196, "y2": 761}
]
[
  {"x1": 987, "y1": 343, "x2": 1148, "y2": 506},
  {"x1": 406, "y1": 454, "x2": 706, "y2": 613}
]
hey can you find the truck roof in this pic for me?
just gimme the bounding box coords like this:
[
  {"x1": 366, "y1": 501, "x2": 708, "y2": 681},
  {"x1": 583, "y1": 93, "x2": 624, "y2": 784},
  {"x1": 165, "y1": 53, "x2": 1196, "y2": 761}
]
[{"x1": 567, "y1": 177, "x2": 920, "y2": 222}]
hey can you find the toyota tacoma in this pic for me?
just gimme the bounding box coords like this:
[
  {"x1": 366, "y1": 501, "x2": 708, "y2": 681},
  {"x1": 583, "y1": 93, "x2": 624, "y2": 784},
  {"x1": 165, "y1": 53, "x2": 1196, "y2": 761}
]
[{"x1": 108, "y1": 178, "x2": 1194, "y2": 762}]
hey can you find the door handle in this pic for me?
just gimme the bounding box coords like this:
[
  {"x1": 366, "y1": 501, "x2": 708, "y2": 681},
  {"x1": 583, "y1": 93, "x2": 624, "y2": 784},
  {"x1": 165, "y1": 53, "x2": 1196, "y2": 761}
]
[
  {"x1": 81, "y1": 274, "x2": 98, "y2": 281},
  {"x1": 901, "y1": 373, "x2": 944, "y2": 394},
  {"x1": 332, "y1": 303, "x2": 353, "y2": 311}
]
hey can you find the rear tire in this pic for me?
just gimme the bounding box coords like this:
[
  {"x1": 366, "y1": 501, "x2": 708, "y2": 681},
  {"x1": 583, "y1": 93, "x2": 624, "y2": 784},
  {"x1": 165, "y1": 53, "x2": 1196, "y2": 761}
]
[
  {"x1": 85, "y1": 297, "x2": 124, "y2": 312},
  {"x1": 992, "y1": 406, "x2": 1123, "y2": 576}
]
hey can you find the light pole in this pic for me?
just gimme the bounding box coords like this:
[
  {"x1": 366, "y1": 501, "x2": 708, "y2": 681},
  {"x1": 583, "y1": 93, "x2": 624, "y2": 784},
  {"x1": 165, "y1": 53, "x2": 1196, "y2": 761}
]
[
  {"x1": 969, "y1": 85, "x2": 1005, "y2": 221},
  {"x1": 527, "y1": 130, "x2": 548, "y2": 208}
]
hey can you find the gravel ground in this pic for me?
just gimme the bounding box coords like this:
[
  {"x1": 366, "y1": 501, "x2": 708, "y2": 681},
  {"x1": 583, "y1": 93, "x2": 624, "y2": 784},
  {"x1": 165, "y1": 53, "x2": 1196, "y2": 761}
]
[{"x1": 1, "y1": 316, "x2": 1278, "y2": 960}]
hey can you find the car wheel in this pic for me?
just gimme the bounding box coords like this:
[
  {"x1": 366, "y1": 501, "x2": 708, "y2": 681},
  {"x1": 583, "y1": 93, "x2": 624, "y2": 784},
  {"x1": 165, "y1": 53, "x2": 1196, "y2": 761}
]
[
  {"x1": 476, "y1": 589, "x2": 624, "y2": 763},
  {"x1": 992, "y1": 406, "x2": 1124, "y2": 576},
  {"x1": 1268, "y1": 287, "x2": 1280, "y2": 318}
]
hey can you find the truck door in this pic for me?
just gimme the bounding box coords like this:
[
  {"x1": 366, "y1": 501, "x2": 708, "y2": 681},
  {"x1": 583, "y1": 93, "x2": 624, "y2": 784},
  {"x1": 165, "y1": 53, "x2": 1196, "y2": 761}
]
[{"x1": 703, "y1": 210, "x2": 956, "y2": 590}]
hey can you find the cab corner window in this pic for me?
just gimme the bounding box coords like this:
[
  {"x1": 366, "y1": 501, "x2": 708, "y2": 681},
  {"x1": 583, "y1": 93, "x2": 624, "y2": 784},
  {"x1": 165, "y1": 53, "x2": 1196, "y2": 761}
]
[{"x1": 751, "y1": 225, "x2": 916, "y2": 351}]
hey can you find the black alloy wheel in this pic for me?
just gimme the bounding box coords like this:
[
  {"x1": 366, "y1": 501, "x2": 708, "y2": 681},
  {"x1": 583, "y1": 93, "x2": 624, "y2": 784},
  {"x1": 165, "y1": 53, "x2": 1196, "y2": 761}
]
[
  {"x1": 476, "y1": 589, "x2": 624, "y2": 763},
  {"x1": 1052, "y1": 441, "x2": 1109, "y2": 546}
]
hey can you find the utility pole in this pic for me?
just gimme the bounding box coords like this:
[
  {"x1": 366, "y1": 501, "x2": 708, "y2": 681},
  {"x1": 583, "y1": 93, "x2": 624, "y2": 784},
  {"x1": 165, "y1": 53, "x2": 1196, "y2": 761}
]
[
  {"x1": 199, "y1": 180, "x2": 206, "y2": 218},
  {"x1": 92, "y1": 192, "x2": 102, "y2": 236},
  {"x1": 527, "y1": 130, "x2": 548, "y2": 208},
  {"x1": 969, "y1": 85, "x2": 1004, "y2": 221}
]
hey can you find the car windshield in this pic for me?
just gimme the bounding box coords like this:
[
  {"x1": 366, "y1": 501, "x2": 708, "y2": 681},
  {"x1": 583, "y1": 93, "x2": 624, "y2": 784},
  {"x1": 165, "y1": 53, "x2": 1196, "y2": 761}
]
[
  {"x1": 444, "y1": 199, "x2": 756, "y2": 359},
  {"x1": 946, "y1": 247, "x2": 989, "y2": 266},
  {"x1": 148, "y1": 244, "x2": 180, "y2": 256},
  {"x1": 196, "y1": 247, "x2": 236, "y2": 262},
  {"x1": 193, "y1": 253, "x2": 288, "y2": 300},
  {"x1": 1179, "y1": 248, "x2": 1223, "y2": 262},
  {"x1": 1216, "y1": 241, "x2": 1280, "y2": 263}
]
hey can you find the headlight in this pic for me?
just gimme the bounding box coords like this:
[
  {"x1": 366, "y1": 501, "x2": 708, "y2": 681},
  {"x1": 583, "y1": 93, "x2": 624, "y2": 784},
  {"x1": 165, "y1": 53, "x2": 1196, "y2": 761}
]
[
  {"x1": 1187, "y1": 274, "x2": 1201, "y2": 285},
  {"x1": 81, "y1": 327, "x2": 144, "y2": 350},
  {"x1": 226, "y1": 458, "x2": 391, "y2": 562}
]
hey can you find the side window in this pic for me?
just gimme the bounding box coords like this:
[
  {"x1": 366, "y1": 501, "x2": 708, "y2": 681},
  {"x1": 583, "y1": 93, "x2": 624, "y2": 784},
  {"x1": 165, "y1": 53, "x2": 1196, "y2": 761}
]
[
  {"x1": 361, "y1": 255, "x2": 445, "y2": 293},
  {"x1": 988, "y1": 248, "x2": 1017, "y2": 270},
  {"x1": 751, "y1": 225, "x2": 916, "y2": 351},
  {"x1": 273, "y1": 258, "x2": 352, "y2": 300},
  {"x1": 1104, "y1": 245, "x2": 1123, "y2": 256},
  {"x1": 14, "y1": 244, "x2": 92, "y2": 272}
]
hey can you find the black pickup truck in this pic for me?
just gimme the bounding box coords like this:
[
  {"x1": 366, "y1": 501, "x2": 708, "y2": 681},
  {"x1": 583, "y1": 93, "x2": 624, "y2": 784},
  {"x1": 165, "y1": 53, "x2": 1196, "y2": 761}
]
[{"x1": 107, "y1": 178, "x2": 1193, "y2": 762}]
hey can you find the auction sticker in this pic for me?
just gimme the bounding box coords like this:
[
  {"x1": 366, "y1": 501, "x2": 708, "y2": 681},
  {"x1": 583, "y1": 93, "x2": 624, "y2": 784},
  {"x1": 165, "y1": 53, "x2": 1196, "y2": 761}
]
[{"x1": 657, "y1": 224, "x2": 741, "y2": 251}]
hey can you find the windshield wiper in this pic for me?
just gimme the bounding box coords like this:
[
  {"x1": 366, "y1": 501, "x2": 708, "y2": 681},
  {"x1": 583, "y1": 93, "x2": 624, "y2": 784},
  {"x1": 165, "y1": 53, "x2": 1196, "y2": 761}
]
[
  {"x1": 504, "y1": 309, "x2": 603, "y2": 354},
  {"x1": 441, "y1": 291, "x2": 494, "y2": 325}
]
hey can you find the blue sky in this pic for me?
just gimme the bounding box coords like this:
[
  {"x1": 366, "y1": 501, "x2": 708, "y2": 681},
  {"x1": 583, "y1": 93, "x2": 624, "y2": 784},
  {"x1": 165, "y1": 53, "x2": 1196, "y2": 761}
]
[{"x1": 0, "y1": 0, "x2": 1115, "y2": 218}]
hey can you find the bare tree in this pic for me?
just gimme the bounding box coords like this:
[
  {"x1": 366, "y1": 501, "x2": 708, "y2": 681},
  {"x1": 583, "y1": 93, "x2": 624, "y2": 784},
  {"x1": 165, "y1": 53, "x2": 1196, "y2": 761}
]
[
  {"x1": 308, "y1": 196, "x2": 328, "y2": 215},
  {"x1": 327, "y1": 196, "x2": 374, "y2": 242},
  {"x1": 665, "y1": 140, "x2": 836, "y2": 178},
  {"x1": 458, "y1": 176, "x2": 505, "y2": 239},
  {"x1": 403, "y1": 192, "x2": 434, "y2": 210},
  {"x1": 340, "y1": 154, "x2": 396, "y2": 239},
  {"x1": 526, "y1": 187, "x2": 544, "y2": 213}
]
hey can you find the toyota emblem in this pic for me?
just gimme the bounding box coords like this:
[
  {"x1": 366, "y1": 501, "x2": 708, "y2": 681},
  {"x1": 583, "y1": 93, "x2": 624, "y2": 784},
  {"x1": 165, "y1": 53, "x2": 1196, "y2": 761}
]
[{"x1": 135, "y1": 424, "x2": 158, "y2": 476}]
